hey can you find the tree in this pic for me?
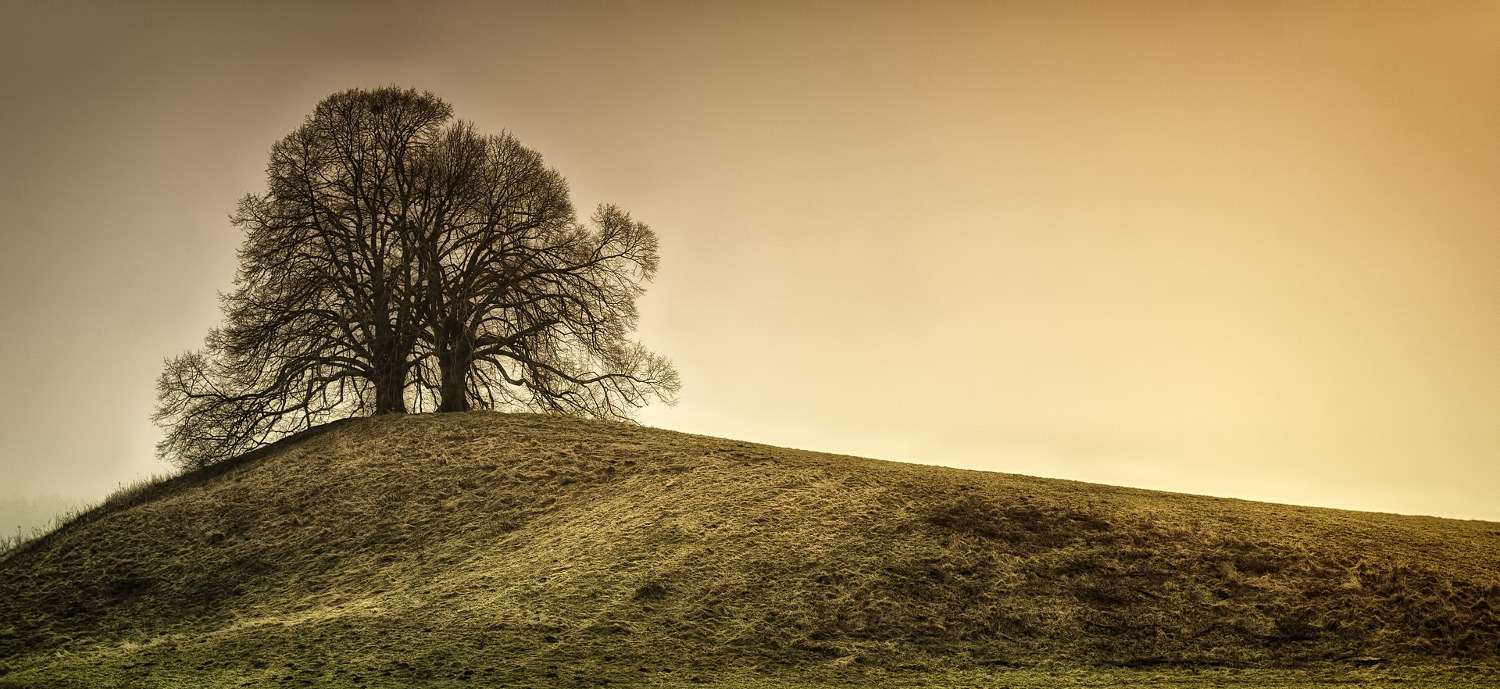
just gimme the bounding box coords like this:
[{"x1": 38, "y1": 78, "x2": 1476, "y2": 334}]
[
  {"x1": 408, "y1": 125, "x2": 677, "y2": 416},
  {"x1": 224, "y1": 87, "x2": 451, "y2": 415},
  {"x1": 154, "y1": 87, "x2": 678, "y2": 469}
]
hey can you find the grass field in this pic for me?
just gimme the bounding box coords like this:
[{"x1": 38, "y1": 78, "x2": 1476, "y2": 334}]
[
  {"x1": 6, "y1": 661, "x2": 1498, "y2": 688},
  {"x1": 2, "y1": 412, "x2": 1496, "y2": 687}
]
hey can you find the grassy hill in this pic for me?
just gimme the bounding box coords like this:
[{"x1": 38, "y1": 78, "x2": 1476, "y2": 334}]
[{"x1": 2, "y1": 412, "x2": 1498, "y2": 688}]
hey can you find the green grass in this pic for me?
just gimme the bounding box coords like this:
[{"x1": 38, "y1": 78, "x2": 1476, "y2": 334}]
[{"x1": 2, "y1": 412, "x2": 1497, "y2": 687}]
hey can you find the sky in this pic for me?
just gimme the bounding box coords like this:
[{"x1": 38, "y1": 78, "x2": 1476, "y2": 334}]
[{"x1": 2, "y1": 1, "x2": 1499, "y2": 531}]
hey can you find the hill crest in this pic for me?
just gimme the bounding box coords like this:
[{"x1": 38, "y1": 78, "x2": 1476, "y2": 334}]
[{"x1": 2, "y1": 411, "x2": 1498, "y2": 687}]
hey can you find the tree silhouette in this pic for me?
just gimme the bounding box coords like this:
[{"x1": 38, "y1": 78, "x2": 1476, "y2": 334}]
[
  {"x1": 155, "y1": 87, "x2": 678, "y2": 468},
  {"x1": 410, "y1": 124, "x2": 676, "y2": 415}
]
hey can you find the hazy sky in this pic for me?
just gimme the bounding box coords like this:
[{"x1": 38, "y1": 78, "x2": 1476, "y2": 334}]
[{"x1": 3, "y1": 1, "x2": 1499, "y2": 528}]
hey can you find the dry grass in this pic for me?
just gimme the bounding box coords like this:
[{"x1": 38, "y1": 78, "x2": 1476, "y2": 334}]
[{"x1": 1, "y1": 411, "x2": 1496, "y2": 687}]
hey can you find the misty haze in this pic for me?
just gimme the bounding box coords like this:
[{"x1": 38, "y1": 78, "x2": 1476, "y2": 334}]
[{"x1": 2, "y1": 2, "x2": 1498, "y2": 688}]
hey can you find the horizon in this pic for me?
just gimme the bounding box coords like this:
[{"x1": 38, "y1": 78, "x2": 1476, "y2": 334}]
[{"x1": 3, "y1": 1, "x2": 1499, "y2": 530}]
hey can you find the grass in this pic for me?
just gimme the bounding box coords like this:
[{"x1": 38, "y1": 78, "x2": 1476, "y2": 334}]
[
  {"x1": 0, "y1": 474, "x2": 177, "y2": 560},
  {"x1": 1, "y1": 411, "x2": 1497, "y2": 687}
]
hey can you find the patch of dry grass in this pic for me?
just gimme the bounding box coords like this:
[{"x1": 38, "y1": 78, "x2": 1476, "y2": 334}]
[{"x1": 1, "y1": 412, "x2": 1496, "y2": 687}]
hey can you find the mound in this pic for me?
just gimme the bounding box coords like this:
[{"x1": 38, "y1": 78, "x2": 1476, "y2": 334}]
[{"x1": 2, "y1": 412, "x2": 1497, "y2": 687}]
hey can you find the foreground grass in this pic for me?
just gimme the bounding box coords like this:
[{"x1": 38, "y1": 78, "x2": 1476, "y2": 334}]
[
  {"x1": 4, "y1": 659, "x2": 1495, "y2": 689},
  {"x1": 2, "y1": 412, "x2": 1497, "y2": 686}
]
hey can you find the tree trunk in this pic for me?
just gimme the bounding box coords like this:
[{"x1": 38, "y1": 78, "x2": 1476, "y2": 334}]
[
  {"x1": 436, "y1": 319, "x2": 471, "y2": 412},
  {"x1": 437, "y1": 352, "x2": 471, "y2": 412},
  {"x1": 373, "y1": 362, "x2": 408, "y2": 415},
  {"x1": 372, "y1": 328, "x2": 409, "y2": 415}
]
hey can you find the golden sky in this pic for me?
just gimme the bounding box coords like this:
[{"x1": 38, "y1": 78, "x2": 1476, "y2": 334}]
[{"x1": 2, "y1": 1, "x2": 1498, "y2": 523}]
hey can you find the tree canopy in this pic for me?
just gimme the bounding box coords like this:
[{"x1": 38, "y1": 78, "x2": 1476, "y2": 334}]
[{"x1": 154, "y1": 87, "x2": 679, "y2": 469}]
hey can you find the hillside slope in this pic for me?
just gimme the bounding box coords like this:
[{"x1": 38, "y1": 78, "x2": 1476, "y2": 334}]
[{"x1": 2, "y1": 412, "x2": 1498, "y2": 687}]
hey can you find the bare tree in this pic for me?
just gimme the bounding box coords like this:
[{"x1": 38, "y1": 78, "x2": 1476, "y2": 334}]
[
  {"x1": 234, "y1": 86, "x2": 451, "y2": 415},
  {"x1": 409, "y1": 125, "x2": 679, "y2": 416},
  {"x1": 155, "y1": 87, "x2": 678, "y2": 469},
  {"x1": 155, "y1": 87, "x2": 450, "y2": 468}
]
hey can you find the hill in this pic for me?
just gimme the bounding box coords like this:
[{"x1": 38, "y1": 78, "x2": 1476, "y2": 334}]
[{"x1": 2, "y1": 412, "x2": 1498, "y2": 688}]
